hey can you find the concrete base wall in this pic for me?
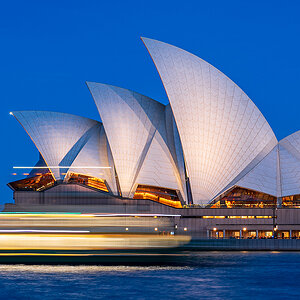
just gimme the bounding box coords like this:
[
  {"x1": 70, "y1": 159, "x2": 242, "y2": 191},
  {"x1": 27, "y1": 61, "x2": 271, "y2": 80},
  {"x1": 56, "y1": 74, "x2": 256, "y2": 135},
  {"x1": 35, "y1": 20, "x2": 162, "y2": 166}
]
[
  {"x1": 6, "y1": 183, "x2": 300, "y2": 250},
  {"x1": 184, "y1": 238, "x2": 300, "y2": 251}
]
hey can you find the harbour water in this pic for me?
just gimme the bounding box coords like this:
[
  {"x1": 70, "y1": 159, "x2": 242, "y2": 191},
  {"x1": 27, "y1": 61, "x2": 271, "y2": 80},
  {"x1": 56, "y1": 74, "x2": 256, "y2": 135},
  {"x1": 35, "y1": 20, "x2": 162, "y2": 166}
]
[{"x1": 0, "y1": 252, "x2": 299, "y2": 299}]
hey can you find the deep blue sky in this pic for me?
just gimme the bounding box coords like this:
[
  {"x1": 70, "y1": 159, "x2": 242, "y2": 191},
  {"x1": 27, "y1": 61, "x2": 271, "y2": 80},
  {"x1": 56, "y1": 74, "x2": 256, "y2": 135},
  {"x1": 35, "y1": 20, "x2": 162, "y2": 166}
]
[{"x1": 1, "y1": 0, "x2": 300, "y2": 204}]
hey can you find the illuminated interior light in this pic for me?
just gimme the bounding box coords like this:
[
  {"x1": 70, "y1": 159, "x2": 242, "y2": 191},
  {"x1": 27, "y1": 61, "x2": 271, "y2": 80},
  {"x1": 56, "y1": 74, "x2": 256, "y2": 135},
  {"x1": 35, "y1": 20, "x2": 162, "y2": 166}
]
[
  {"x1": 133, "y1": 185, "x2": 182, "y2": 208},
  {"x1": 125, "y1": 228, "x2": 129, "y2": 231},
  {"x1": 12, "y1": 173, "x2": 17, "y2": 175},
  {"x1": 184, "y1": 227, "x2": 187, "y2": 231},
  {"x1": 213, "y1": 227, "x2": 217, "y2": 231},
  {"x1": 154, "y1": 227, "x2": 158, "y2": 231},
  {"x1": 243, "y1": 227, "x2": 247, "y2": 231}
]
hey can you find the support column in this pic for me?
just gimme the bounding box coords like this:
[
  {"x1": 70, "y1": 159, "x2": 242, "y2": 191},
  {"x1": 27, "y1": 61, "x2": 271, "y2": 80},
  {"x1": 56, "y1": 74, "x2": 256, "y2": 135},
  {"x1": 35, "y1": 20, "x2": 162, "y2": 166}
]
[
  {"x1": 239, "y1": 230, "x2": 242, "y2": 239},
  {"x1": 277, "y1": 197, "x2": 282, "y2": 208},
  {"x1": 290, "y1": 230, "x2": 292, "y2": 239},
  {"x1": 223, "y1": 229, "x2": 226, "y2": 239},
  {"x1": 207, "y1": 230, "x2": 209, "y2": 239}
]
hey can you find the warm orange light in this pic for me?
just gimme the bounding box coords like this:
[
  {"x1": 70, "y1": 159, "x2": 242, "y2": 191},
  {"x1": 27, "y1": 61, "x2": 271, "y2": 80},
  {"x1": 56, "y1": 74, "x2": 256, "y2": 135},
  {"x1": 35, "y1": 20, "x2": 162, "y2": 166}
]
[
  {"x1": 154, "y1": 227, "x2": 158, "y2": 231},
  {"x1": 67, "y1": 172, "x2": 108, "y2": 192},
  {"x1": 184, "y1": 227, "x2": 187, "y2": 231},
  {"x1": 243, "y1": 227, "x2": 247, "y2": 231},
  {"x1": 203, "y1": 216, "x2": 225, "y2": 219},
  {"x1": 133, "y1": 185, "x2": 182, "y2": 208},
  {"x1": 213, "y1": 227, "x2": 217, "y2": 231},
  {"x1": 0, "y1": 233, "x2": 191, "y2": 251},
  {"x1": 125, "y1": 227, "x2": 129, "y2": 231}
]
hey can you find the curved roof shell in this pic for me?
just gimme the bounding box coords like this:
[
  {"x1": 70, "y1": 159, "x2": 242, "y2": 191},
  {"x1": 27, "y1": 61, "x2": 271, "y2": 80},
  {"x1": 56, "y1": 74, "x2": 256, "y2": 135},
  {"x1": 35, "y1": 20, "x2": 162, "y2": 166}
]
[
  {"x1": 67, "y1": 124, "x2": 118, "y2": 194},
  {"x1": 235, "y1": 145, "x2": 279, "y2": 197},
  {"x1": 142, "y1": 37, "x2": 277, "y2": 205},
  {"x1": 87, "y1": 83, "x2": 186, "y2": 200},
  {"x1": 12, "y1": 111, "x2": 116, "y2": 191},
  {"x1": 279, "y1": 131, "x2": 300, "y2": 197}
]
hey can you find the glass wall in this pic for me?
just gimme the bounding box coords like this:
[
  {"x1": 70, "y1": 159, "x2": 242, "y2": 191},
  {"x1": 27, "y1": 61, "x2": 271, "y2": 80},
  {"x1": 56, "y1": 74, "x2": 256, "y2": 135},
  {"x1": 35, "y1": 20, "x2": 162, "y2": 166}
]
[
  {"x1": 210, "y1": 187, "x2": 277, "y2": 208},
  {"x1": 282, "y1": 195, "x2": 300, "y2": 208},
  {"x1": 133, "y1": 185, "x2": 182, "y2": 208},
  {"x1": 8, "y1": 173, "x2": 55, "y2": 191},
  {"x1": 67, "y1": 173, "x2": 109, "y2": 192}
]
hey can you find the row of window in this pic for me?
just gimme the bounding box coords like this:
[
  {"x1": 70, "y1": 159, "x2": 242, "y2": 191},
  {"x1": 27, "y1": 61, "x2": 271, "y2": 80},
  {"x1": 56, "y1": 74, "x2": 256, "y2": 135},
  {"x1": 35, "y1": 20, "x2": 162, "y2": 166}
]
[{"x1": 202, "y1": 215, "x2": 272, "y2": 219}]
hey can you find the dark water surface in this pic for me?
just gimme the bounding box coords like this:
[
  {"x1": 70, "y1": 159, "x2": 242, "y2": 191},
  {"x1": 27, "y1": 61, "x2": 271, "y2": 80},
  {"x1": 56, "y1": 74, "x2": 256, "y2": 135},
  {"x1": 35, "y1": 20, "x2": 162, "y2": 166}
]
[{"x1": 0, "y1": 252, "x2": 299, "y2": 299}]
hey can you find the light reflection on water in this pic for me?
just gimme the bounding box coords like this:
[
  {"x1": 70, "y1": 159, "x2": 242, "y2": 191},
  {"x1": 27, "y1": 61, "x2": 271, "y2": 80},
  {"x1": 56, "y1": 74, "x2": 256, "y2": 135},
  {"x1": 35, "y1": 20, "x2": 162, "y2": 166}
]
[
  {"x1": 0, "y1": 252, "x2": 299, "y2": 299},
  {"x1": 0, "y1": 265, "x2": 193, "y2": 273}
]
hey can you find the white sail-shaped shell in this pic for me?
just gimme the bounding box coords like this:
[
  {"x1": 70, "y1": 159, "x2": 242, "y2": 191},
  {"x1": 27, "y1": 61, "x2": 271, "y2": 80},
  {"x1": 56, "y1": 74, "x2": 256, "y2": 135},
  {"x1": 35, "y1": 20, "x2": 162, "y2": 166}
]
[
  {"x1": 12, "y1": 111, "x2": 114, "y2": 188},
  {"x1": 142, "y1": 37, "x2": 277, "y2": 205},
  {"x1": 279, "y1": 131, "x2": 300, "y2": 197},
  {"x1": 67, "y1": 125, "x2": 117, "y2": 194},
  {"x1": 87, "y1": 82, "x2": 186, "y2": 199},
  {"x1": 236, "y1": 146, "x2": 279, "y2": 197}
]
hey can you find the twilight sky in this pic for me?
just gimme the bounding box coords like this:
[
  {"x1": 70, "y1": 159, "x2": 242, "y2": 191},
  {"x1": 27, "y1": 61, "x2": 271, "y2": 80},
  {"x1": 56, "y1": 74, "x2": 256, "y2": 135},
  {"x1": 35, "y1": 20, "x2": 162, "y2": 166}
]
[{"x1": 1, "y1": 0, "x2": 300, "y2": 204}]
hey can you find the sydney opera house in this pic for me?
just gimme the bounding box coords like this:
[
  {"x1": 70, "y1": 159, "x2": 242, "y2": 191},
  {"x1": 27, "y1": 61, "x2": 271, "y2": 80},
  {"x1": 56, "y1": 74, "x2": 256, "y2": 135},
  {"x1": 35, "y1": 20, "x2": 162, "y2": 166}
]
[{"x1": 7, "y1": 38, "x2": 300, "y2": 241}]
